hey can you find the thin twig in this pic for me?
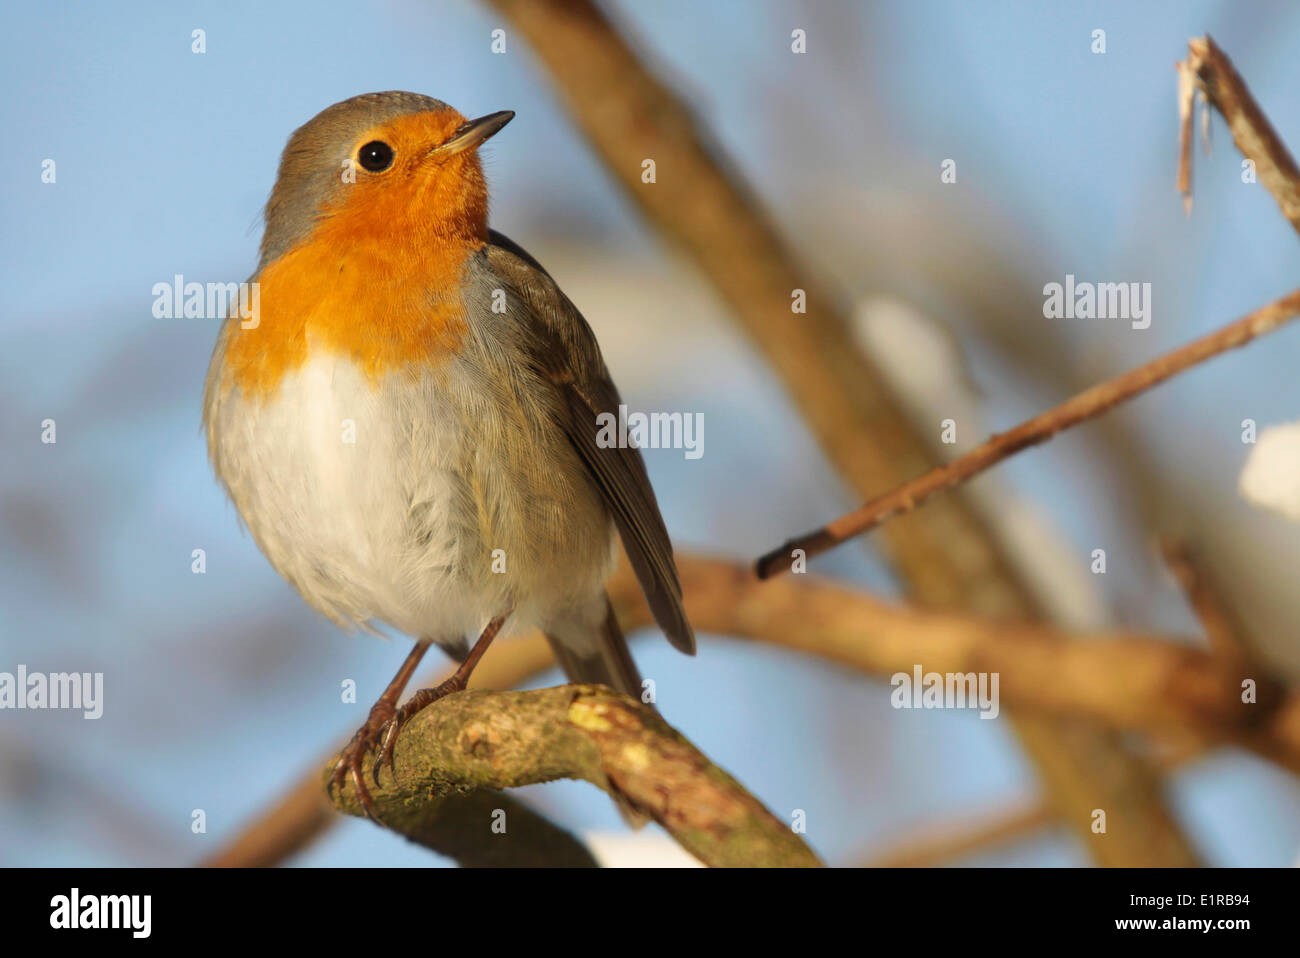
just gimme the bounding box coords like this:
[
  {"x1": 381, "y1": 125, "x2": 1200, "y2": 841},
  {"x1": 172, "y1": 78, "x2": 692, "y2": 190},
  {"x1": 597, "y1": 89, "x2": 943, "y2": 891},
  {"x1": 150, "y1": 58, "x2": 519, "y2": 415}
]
[
  {"x1": 1183, "y1": 35, "x2": 1300, "y2": 236},
  {"x1": 757, "y1": 288, "x2": 1300, "y2": 578},
  {"x1": 1177, "y1": 59, "x2": 1195, "y2": 214}
]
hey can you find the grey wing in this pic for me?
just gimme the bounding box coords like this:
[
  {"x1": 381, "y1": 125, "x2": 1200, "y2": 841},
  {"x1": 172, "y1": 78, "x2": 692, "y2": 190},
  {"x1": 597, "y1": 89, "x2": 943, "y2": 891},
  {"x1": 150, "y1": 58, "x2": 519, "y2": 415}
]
[{"x1": 478, "y1": 230, "x2": 695, "y2": 655}]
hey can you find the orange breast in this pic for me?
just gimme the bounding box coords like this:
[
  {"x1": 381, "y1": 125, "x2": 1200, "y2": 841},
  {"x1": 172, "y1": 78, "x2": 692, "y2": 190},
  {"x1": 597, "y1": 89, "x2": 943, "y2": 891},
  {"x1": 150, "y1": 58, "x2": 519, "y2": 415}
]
[{"x1": 220, "y1": 196, "x2": 480, "y2": 400}]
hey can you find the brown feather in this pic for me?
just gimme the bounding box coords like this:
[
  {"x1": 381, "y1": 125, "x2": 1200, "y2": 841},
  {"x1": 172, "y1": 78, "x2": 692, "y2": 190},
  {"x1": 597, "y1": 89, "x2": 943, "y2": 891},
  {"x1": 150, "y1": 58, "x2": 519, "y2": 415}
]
[{"x1": 480, "y1": 231, "x2": 696, "y2": 655}]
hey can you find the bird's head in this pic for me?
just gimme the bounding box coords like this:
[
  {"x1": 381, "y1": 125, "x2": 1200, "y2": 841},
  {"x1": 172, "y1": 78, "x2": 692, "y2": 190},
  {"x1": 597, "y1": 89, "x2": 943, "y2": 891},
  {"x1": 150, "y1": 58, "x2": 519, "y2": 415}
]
[{"x1": 260, "y1": 92, "x2": 513, "y2": 267}]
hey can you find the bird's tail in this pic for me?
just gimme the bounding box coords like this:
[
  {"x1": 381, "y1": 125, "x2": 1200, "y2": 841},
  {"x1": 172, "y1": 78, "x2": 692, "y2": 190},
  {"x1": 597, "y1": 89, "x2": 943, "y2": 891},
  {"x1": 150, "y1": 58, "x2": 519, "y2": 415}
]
[
  {"x1": 544, "y1": 592, "x2": 649, "y2": 827},
  {"x1": 544, "y1": 592, "x2": 644, "y2": 703}
]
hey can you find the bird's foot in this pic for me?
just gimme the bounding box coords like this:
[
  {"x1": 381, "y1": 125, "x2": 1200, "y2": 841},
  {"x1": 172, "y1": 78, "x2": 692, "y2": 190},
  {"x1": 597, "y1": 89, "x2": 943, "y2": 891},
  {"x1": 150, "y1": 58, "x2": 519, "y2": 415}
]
[
  {"x1": 327, "y1": 698, "x2": 398, "y2": 822},
  {"x1": 370, "y1": 673, "x2": 469, "y2": 786}
]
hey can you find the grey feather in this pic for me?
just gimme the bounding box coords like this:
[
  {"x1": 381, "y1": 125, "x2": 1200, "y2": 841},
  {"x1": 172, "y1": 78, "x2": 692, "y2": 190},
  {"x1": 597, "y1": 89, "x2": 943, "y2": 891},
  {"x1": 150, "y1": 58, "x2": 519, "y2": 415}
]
[{"x1": 544, "y1": 593, "x2": 643, "y2": 699}]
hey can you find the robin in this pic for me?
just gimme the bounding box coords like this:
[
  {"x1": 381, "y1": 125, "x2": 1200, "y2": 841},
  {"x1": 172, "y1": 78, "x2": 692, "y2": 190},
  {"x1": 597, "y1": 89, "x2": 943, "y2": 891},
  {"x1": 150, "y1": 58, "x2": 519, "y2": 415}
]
[{"x1": 203, "y1": 92, "x2": 695, "y2": 819}]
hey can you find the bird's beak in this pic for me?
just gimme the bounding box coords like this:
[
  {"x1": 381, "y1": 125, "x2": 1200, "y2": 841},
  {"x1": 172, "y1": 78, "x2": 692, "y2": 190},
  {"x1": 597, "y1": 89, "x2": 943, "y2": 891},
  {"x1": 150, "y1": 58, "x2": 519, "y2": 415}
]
[{"x1": 428, "y1": 111, "x2": 515, "y2": 159}]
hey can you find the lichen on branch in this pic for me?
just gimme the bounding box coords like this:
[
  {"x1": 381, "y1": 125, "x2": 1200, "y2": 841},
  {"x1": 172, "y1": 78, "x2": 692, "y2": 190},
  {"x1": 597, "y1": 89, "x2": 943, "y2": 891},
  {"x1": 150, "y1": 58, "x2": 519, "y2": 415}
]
[{"x1": 324, "y1": 684, "x2": 822, "y2": 868}]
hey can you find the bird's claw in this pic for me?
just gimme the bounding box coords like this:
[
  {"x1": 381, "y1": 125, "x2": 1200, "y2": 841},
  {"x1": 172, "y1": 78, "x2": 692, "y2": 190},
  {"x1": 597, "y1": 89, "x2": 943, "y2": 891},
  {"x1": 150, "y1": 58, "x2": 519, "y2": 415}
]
[
  {"x1": 327, "y1": 673, "x2": 472, "y2": 821},
  {"x1": 328, "y1": 699, "x2": 397, "y2": 821},
  {"x1": 372, "y1": 712, "x2": 404, "y2": 787}
]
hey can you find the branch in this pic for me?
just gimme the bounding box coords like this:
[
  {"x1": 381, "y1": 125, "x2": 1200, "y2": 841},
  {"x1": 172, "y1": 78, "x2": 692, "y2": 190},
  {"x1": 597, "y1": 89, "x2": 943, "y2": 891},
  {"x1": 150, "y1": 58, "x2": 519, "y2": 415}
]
[
  {"x1": 203, "y1": 761, "x2": 599, "y2": 867},
  {"x1": 324, "y1": 685, "x2": 822, "y2": 868},
  {"x1": 1176, "y1": 58, "x2": 1196, "y2": 215},
  {"x1": 487, "y1": 0, "x2": 1196, "y2": 869},
  {"x1": 202, "y1": 633, "x2": 560, "y2": 867},
  {"x1": 757, "y1": 287, "x2": 1300, "y2": 578},
  {"x1": 1158, "y1": 536, "x2": 1252, "y2": 663},
  {"x1": 617, "y1": 557, "x2": 1300, "y2": 773},
  {"x1": 1180, "y1": 35, "x2": 1300, "y2": 236},
  {"x1": 860, "y1": 739, "x2": 1206, "y2": 868},
  {"x1": 206, "y1": 554, "x2": 1297, "y2": 868},
  {"x1": 201, "y1": 766, "x2": 334, "y2": 868},
  {"x1": 865, "y1": 798, "x2": 1057, "y2": 868}
]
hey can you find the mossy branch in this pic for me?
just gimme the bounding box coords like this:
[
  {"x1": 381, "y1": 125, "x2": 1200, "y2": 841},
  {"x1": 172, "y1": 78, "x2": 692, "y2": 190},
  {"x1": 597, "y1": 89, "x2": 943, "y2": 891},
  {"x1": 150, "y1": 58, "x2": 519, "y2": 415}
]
[{"x1": 323, "y1": 684, "x2": 822, "y2": 868}]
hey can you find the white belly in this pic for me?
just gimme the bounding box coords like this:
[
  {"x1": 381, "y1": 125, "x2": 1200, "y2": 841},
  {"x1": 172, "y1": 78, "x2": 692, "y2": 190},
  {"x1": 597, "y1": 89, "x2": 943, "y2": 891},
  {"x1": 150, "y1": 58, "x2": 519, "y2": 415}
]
[{"x1": 206, "y1": 353, "x2": 616, "y2": 646}]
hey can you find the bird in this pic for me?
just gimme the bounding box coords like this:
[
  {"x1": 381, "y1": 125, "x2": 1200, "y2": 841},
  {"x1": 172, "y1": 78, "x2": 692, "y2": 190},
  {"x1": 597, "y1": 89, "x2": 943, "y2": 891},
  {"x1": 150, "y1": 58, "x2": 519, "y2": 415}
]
[{"x1": 203, "y1": 92, "x2": 695, "y2": 819}]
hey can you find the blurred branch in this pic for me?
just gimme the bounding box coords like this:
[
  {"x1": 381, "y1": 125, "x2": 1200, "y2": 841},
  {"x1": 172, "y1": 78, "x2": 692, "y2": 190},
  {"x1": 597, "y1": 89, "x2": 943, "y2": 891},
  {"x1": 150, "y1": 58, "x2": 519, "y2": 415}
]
[
  {"x1": 486, "y1": 0, "x2": 1194, "y2": 868},
  {"x1": 1158, "y1": 536, "x2": 1252, "y2": 663},
  {"x1": 757, "y1": 288, "x2": 1300, "y2": 576},
  {"x1": 1180, "y1": 34, "x2": 1300, "y2": 235},
  {"x1": 860, "y1": 738, "x2": 1207, "y2": 867},
  {"x1": 865, "y1": 798, "x2": 1058, "y2": 868},
  {"x1": 617, "y1": 557, "x2": 1300, "y2": 772},
  {"x1": 220, "y1": 770, "x2": 596, "y2": 868},
  {"x1": 200, "y1": 768, "x2": 332, "y2": 868},
  {"x1": 353, "y1": 789, "x2": 600, "y2": 868},
  {"x1": 324, "y1": 685, "x2": 822, "y2": 868}
]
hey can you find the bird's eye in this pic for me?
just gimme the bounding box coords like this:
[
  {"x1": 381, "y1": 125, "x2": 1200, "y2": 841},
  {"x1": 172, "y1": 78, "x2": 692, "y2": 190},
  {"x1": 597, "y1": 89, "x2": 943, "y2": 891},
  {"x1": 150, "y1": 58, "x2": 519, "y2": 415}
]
[{"x1": 358, "y1": 140, "x2": 394, "y2": 172}]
